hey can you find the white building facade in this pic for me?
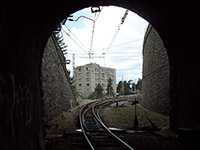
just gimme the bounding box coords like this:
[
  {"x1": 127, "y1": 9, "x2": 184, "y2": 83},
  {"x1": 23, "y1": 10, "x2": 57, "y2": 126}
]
[{"x1": 73, "y1": 63, "x2": 116, "y2": 98}]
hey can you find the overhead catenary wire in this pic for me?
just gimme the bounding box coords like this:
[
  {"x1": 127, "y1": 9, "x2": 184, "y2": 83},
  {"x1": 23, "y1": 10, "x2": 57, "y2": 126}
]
[
  {"x1": 62, "y1": 28, "x2": 88, "y2": 55},
  {"x1": 63, "y1": 25, "x2": 89, "y2": 52},
  {"x1": 66, "y1": 38, "x2": 143, "y2": 52},
  {"x1": 62, "y1": 26, "x2": 97, "y2": 64},
  {"x1": 63, "y1": 8, "x2": 137, "y2": 64},
  {"x1": 105, "y1": 9, "x2": 129, "y2": 55},
  {"x1": 63, "y1": 7, "x2": 143, "y2": 69},
  {"x1": 59, "y1": 7, "x2": 146, "y2": 84},
  {"x1": 93, "y1": 38, "x2": 143, "y2": 51},
  {"x1": 89, "y1": 6, "x2": 103, "y2": 62},
  {"x1": 94, "y1": 6, "x2": 104, "y2": 21},
  {"x1": 67, "y1": 38, "x2": 143, "y2": 62},
  {"x1": 89, "y1": 17, "x2": 95, "y2": 62},
  {"x1": 67, "y1": 52, "x2": 142, "y2": 58},
  {"x1": 64, "y1": 6, "x2": 104, "y2": 63}
]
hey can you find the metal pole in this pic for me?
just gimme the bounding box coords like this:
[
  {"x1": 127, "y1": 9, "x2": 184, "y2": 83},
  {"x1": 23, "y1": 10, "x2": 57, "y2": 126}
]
[{"x1": 89, "y1": 19, "x2": 95, "y2": 63}]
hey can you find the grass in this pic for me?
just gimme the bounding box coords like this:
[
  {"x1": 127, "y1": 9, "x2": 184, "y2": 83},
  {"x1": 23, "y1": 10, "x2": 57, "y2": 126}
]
[{"x1": 110, "y1": 104, "x2": 169, "y2": 128}]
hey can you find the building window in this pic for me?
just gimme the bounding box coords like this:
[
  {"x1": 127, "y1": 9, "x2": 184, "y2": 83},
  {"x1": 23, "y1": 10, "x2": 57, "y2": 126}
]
[
  {"x1": 102, "y1": 73, "x2": 105, "y2": 78},
  {"x1": 79, "y1": 84, "x2": 82, "y2": 87},
  {"x1": 86, "y1": 78, "x2": 89, "y2": 82},
  {"x1": 95, "y1": 73, "x2": 99, "y2": 77},
  {"x1": 86, "y1": 67, "x2": 89, "y2": 71},
  {"x1": 78, "y1": 68, "x2": 81, "y2": 71},
  {"x1": 95, "y1": 68, "x2": 99, "y2": 72},
  {"x1": 87, "y1": 83, "x2": 90, "y2": 86},
  {"x1": 86, "y1": 72, "x2": 89, "y2": 76}
]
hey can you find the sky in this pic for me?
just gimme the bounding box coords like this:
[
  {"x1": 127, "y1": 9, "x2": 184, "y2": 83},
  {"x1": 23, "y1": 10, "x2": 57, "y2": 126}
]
[{"x1": 61, "y1": 6, "x2": 148, "y2": 84}]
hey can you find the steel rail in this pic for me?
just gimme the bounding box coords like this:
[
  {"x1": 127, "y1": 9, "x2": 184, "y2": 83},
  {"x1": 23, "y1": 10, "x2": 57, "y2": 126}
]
[
  {"x1": 81, "y1": 102, "x2": 98, "y2": 130},
  {"x1": 79, "y1": 100, "x2": 104, "y2": 150},
  {"x1": 92, "y1": 99, "x2": 135, "y2": 150},
  {"x1": 79, "y1": 98, "x2": 133, "y2": 150},
  {"x1": 79, "y1": 104, "x2": 95, "y2": 150}
]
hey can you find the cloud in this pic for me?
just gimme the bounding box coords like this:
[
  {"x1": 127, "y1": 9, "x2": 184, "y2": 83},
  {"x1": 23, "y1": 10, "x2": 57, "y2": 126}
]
[{"x1": 62, "y1": 6, "x2": 148, "y2": 83}]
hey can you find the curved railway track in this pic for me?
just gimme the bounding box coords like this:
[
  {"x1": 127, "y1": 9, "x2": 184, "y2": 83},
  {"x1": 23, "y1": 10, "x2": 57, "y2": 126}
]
[{"x1": 79, "y1": 98, "x2": 134, "y2": 150}]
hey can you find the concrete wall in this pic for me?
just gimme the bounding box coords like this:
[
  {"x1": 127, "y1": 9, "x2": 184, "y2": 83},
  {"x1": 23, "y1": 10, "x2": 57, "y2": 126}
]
[
  {"x1": 142, "y1": 24, "x2": 170, "y2": 116},
  {"x1": 41, "y1": 36, "x2": 76, "y2": 122}
]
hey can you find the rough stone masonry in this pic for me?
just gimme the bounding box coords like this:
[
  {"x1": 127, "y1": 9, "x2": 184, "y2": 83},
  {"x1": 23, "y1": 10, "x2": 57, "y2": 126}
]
[
  {"x1": 41, "y1": 36, "x2": 76, "y2": 123},
  {"x1": 142, "y1": 24, "x2": 170, "y2": 116}
]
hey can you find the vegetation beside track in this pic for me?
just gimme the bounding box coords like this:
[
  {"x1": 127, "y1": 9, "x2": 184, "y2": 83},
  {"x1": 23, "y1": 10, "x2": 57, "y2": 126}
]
[
  {"x1": 106, "y1": 102, "x2": 169, "y2": 129},
  {"x1": 45, "y1": 98, "x2": 185, "y2": 150}
]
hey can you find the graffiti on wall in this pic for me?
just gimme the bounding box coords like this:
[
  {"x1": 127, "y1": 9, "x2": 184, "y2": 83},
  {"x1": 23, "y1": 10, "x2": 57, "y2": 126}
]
[{"x1": 0, "y1": 72, "x2": 33, "y2": 138}]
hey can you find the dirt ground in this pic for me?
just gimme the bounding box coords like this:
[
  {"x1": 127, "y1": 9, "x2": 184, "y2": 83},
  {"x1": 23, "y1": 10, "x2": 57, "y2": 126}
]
[
  {"x1": 44, "y1": 99, "x2": 96, "y2": 135},
  {"x1": 100, "y1": 101, "x2": 185, "y2": 150},
  {"x1": 44, "y1": 98, "x2": 189, "y2": 150}
]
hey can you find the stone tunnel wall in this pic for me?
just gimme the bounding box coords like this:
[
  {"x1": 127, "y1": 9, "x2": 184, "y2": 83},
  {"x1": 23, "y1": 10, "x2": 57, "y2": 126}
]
[
  {"x1": 0, "y1": 3, "x2": 200, "y2": 150},
  {"x1": 41, "y1": 36, "x2": 76, "y2": 123},
  {"x1": 142, "y1": 24, "x2": 170, "y2": 116}
]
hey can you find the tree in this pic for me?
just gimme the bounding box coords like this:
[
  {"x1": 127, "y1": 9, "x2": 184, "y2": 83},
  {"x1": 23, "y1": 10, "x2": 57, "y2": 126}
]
[
  {"x1": 117, "y1": 79, "x2": 133, "y2": 95},
  {"x1": 88, "y1": 92, "x2": 96, "y2": 100},
  {"x1": 95, "y1": 83, "x2": 103, "y2": 99},
  {"x1": 131, "y1": 82, "x2": 136, "y2": 91},
  {"x1": 123, "y1": 80, "x2": 130, "y2": 95},
  {"x1": 128, "y1": 80, "x2": 133, "y2": 88},
  {"x1": 117, "y1": 81, "x2": 123, "y2": 95},
  {"x1": 106, "y1": 78, "x2": 114, "y2": 96}
]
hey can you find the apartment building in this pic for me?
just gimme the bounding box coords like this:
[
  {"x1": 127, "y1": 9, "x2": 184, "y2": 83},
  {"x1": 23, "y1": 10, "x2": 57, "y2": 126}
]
[{"x1": 73, "y1": 63, "x2": 116, "y2": 98}]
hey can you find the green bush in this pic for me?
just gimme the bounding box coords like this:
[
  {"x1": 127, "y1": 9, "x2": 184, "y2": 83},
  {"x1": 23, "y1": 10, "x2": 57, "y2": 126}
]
[{"x1": 88, "y1": 92, "x2": 96, "y2": 99}]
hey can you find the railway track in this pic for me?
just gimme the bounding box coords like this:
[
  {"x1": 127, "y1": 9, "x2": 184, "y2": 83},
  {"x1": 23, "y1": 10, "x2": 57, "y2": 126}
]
[{"x1": 79, "y1": 98, "x2": 134, "y2": 150}]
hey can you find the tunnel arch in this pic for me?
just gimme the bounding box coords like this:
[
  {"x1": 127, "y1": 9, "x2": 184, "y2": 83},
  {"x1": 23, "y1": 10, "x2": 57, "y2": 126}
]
[
  {"x1": 42, "y1": 1, "x2": 168, "y2": 50},
  {"x1": 43, "y1": 2, "x2": 171, "y2": 115},
  {"x1": 15, "y1": 0, "x2": 200, "y2": 130},
  {"x1": 39, "y1": 0, "x2": 176, "y2": 129},
  {"x1": 1, "y1": 1, "x2": 200, "y2": 149}
]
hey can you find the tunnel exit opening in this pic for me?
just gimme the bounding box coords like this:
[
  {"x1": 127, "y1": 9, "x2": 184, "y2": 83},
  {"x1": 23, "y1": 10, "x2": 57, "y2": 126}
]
[
  {"x1": 2, "y1": 1, "x2": 200, "y2": 150},
  {"x1": 42, "y1": 5, "x2": 171, "y2": 149}
]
